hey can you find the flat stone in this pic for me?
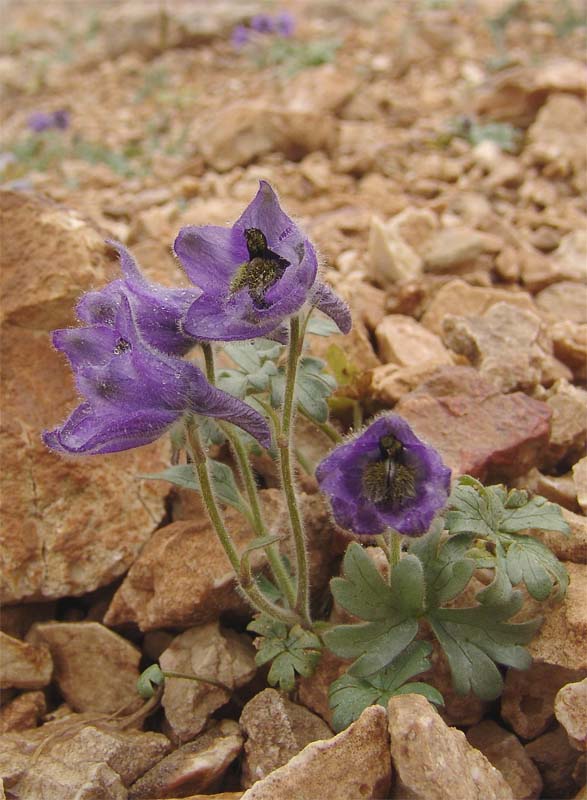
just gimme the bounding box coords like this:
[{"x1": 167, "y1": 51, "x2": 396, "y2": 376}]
[
  {"x1": 551, "y1": 230, "x2": 587, "y2": 283},
  {"x1": 388, "y1": 694, "x2": 513, "y2": 799},
  {"x1": 422, "y1": 227, "x2": 487, "y2": 272},
  {"x1": 394, "y1": 366, "x2": 551, "y2": 482},
  {"x1": 542, "y1": 380, "x2": 587, "y2": 469},
  {"x1": 0, "y1": 715, "x2": 171, "y2": 798},
  {"x1": 551, "y1": 320, "x2": 587, "y2": 382},
  {"x1": 536, "y1": 281, "x2": 587, "y2": 325},
  {"x1": 573, "y1": 457, "x2": 587, "y2": 514},
  {"x1": 529, "y1": 507, "x2": 587, "y2": 565},
  {"x1": 528, "y1": 563, "x2": 587, "y2": 671},
  {"x1": 160, "y1": 623, "x2": 256, "y2": 743},
  {"x1": 421, "y1": 278, "x2": 537, "y2": 335},
  {"x1": 240, "y1": 705, "x2": 390, "y2": 800},
  {"x1": 375, "y1": 315, "x2": 452, "y2": 368},
  {"x1": 442, "y1": 301, "x2": 569, "y2": 392},
  {"x1": 0, "y1": 691, "x2": 46, "y2": 734},
  {"x1": 466, "y1": 720, "x2": 543, "y2": 800},
  {"x1": 526, "y1": 94, "x2": 587, "y2": 190},
  {"x1": 104, "y1": 494, "x2": 280, "y2": 631},
  {"x1": 368, "y1": 215, "x2": 422, "y2": 285},
  {"x1": 525, "y1": 725, "x2": 584, "y2": 799},
  {"x1": 29, "y1": 621, "x2": 141, "y2": 714},
  {"x1": 198, "y1": 105, "x2": 336, "y2": 172},
  {"x1": 0, "y1": 632, "x2": 52, "y2": 690},
  {"x1": 555, "y1": 677, "x2": 587, "y2": 751},
  {"x1": 240, "y1": 688, "x2": 332, "y2": 788},
  {"x1": 516, "y1": 468, "x2": 581, "y2": 515},
  {"x1": 0, "y1": 191, "x2": 167, "y2": 604},
  {"x1": 129, "y1": 720, "x2": 243, "y2": 799},
  {"x1": 285, "y1": 64, "x2": 358, "y2": 114},
  {"x1": 501, "y1": 662, "x2": 586, "y2": 741},
  {"x1": 360, "y1": 362, "x2": 444, "y2": 406}
]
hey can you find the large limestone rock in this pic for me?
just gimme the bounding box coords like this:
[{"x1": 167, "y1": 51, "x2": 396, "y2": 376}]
[
  {"x1": 0, "y1": 190, "x2": 168, "y2": 604},
  {"x1": 0, "y1": 632, "x2": 52, "y2": 690},
  {"x1": 29, "y1": 621, "x2": 141, "y2": 714},
  {"x1": 375, "y1": 315, "x2": 452, "y2": 368},
  {"x1": 240, "y1": 705, "x2": 390, "y2": 800},
  {"x1": 387, "y1": 694, "x2": 513, "y2": 799},
  {"x1": 555, "y1": 677, "x2": 587, "y2": 751}
]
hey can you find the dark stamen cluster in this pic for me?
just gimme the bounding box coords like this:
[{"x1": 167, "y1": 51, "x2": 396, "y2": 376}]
[{"x1": 230, "y1": 228, "x2": 289, "y2": 305}]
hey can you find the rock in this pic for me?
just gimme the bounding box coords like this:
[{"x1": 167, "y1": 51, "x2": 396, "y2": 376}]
[
  {"x1": 528, "y1": 563, "x2": 587, "y2": 671},
  {"x1": 500, "y1": 662, "x2": 586, "y2": 741},
  {"x1": 535, "y1": 281, "x2": 587, "y2": 325},
  {"x1": 529, "y1": 507, "x2": 587, "y2": 565},
  {"x1": 421, "y1": 227, "x2": 487, "y2": 272},
  {"x1": 518, "y1": 246, "x2": 568, "y2": 293},
  {"x1": 368, "y1": 216, "x2": 422, "y2": 285},
  {"x1": 442, "y1": 301, "x2": 569, "y2": 392},
  {"x1": 394, "y1": 366, "x2": 551, "y2": 482},
  {"x1": 526, "y1": 94, "x2": 587, "y2": 189},
  {"x1": 335, "y1": 120, "x2": 391, "y2": 176},
  {"x1": 421, "y1": 279, "x2": 537, "y2": 336},
  {"x1": 466, "y1": 720, "x2": 543, "y2": 800},
  {"x1": 555, "y1": 677, "x2": 587, "y2": 751},
  {"x1": 360, "y1": 362, "x2": 444, "y2": 406},
  {"x1": 0, "y1": 715, "x2": 171, "y2": 798},
  {"x1": 198, "y1": 105, "x2": 336, "y2": 172},
  {"x1": 551, "y1": 321, "x2": 587, "y2": 382},
  {"x1": 0, "y1": 632, "x2": 52, "y2": 690},
  {"x1": 104, "y1": 494, "x2": 281, "y2": 631},
  {"x1": 0, "y1": 691, "x2": 46, "y2": 734},
  {"x1": 542, "y1": 380, "x2": 587, "y2": 469},
  {"x1": 525, "y1": 725, "x2": 584, "y2": 799},
  {"x1": 0, "y1": 603, "x2": 55, "y2": 640},
  {"x1": 375, "y1": 315, "x2": 452, "y2": 368},
  {"x1": 309, "y1": 319, "x2": 380, "y2": 376},
  {"x1": 285, "y1": 65, "x2": 358, "y2": 115},
  {"x1": 475, "y1": 59, "x2": 587, "y2": 125},
  {"x1": 551, "y1": 231, "x2": 587, "y2": 283},
  {"x1": 0, "y1": 191, "x2": 167, "y2": 604},
  {"x1": 160, "y1": 623, "x2": 256, "y2": 743},
  {"x1": 387, "y1": 694, "x2": 513, "y2": 799},
  {"x1": 239, "y1": 705, "x2": 390, "y2": 800},
  {"x1": 573, "y1": 457, "x2": 587, "y2": 514},
  {"x1": 129, "y1": 720, "x2": 243, "y2": 799},
  {"x1": 515, "y1": 468, "x2": 581, "y2": 515},
  {"x1": 335, "y1": 278, "x2": 386, "y2": 332},
  {"x1": 29, "y1": 621, "x2": 141, "y2": 715},
  {"x1": 298, "y1": 649, "x2": 351, "y2": 727},
  {"x1": 240, "y1": 689, "x2": 332, "y2": 788}
]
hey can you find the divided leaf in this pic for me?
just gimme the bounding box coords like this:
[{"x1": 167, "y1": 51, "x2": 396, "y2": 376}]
[
  {"x1": 248, "y1": 617, "x2": 321, "y2": 692},
  {"x1": 504, "y1": 533, "x2": 569, "y2": 601},
  {"x1": 138, "y1": 460, "x2": 247, "y2": 514},
  {"x1": 271, "y1": 356, "x2": 336, "y2": 423}
]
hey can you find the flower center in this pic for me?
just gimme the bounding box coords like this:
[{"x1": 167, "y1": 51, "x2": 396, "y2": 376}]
[
  {"x1": 362, "y1": 434, "x2": 417, "y2": 506},
  {"x1": 113, "y1": 337, "x2": 132, "y2": 355},
  {"x1": 230, "y1": 227, "x2": 290, "y2": 306}
]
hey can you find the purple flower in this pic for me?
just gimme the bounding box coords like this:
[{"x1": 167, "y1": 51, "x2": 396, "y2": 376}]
[
  {"x1": 250, "y1": 13, "x2": 275, "y2": 33},
  {"x1": 231, "y1": 24, "x2": 250, "y2": 48},
  {"x1": 174, "y1": 181, "x2": 351, "y2": 341},
  {"x1": 43, "y1": 291, "x2": 271, "y2": 455},
  {"x1": 316, "y1": 414, "x2": 451, "y2": 537},
  {"x1": 78, "y1": 241, "x2": 200, "y2": 357},
  {"x1": 28, "y1": 109, "x2": 69, "y2": 133},
  {"x1": 275, "y1": 11, "x2": 295, "y2": 37}
]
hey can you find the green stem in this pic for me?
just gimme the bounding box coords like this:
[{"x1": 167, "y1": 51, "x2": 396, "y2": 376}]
[
  {"x1": 162, "y1": 670, "x2": 232, "y2": 693},
  {"x1": 388, "y1": 529, "x2": 402, "y2": 584},
  {"x1": 278, "y1": 316, "x2": 312, "y2": 626},
  {"x1": 201, "y1": 343, "x2": 296, "y2": 609},
  {"x1": 300, "y1": 408, "x2": 343, "y2": 444},
  {"x1": 184, "y1": 419, "x2": 299, "y2": 626}
]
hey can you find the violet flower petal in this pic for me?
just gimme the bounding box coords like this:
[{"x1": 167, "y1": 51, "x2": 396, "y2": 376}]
[{"x1": 310, "y1": 283, "x2": 352, "y2": 334}]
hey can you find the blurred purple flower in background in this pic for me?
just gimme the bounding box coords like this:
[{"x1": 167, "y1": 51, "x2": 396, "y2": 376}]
[
  {"x1": 316, "y1": 414, "x2": 451, "y2": 537},
  {"x1": 250, "y1": 13, "x2": 275, "y2": 34},
  {"x1": 274, "y1": 11, "x2": 295, "y2": 37},
  {"x1": 174, "y1": 181, "x2": 350, "y2": 341},
  {"x1": 28, "y1": 109, "x2": 70, "y2": 133},
  {"x1": 43, "y1": 291, "x2": 271, "y2": 456},
  {"x1": 231, "y1": 10, "x2": 295, "y2": 48}
]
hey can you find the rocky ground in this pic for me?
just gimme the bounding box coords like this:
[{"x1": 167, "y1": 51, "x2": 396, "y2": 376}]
[{"x1": 1, "y1": 0, "x2": 586, "y2": 798}]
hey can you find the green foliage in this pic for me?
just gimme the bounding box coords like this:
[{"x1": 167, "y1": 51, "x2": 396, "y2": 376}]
[
  {"x1": 445, "y1": 117, "x2": 522, "y2": 153},
  {"x1": 254, "y1": 38, "x2": 340, "y2": 76},
  {"x1": 328, "y1": 641, "x2": 442, "y2": 732},
  {"x1": 248, "y1": 616, "x2": 322, "y2": 692},
  {"x1": 272, "y1": 356, "x2": 336, "y2": 424},
  {"x1": 137, "y1": 664, "x2": 165, "y2": 699},
  {"x1": 138, "y1": 459, "x2": 248, "y2": 514}
]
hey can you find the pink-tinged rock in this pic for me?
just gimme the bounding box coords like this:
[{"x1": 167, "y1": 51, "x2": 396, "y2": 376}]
[
  {"x1": 525, "y1": 725, "x2": 584, "y2": 799},
  {"x1": 466, "y1": 720, "x2": 543, "y2": 800},
  {"x1": 528, "y1": 563, "x2": 587, "y2": 672},
  {"x1": 0, "y1": 691, "x2": 46, "y2": 734},
  {"x1": 128, "y1": 720, "x2": 243, "y2": 799},
  {"x1": 542, "y1": 380, "x2": 587, "y2": 469},
  {"x1": 361, "y1": 362, "x2": 445, "y2": 407},
  {"x1": 394, "y1": 366, "x2": 552, "y2": 482},
  {"x1": 240, "y1": 705, "x2": 390, "y2": 800},
  {"x1": 375, "y1": 315, "x2": 452, "y2": 368},
  {"x1": 421, "y1": 278, "x2": 537, "y2": 336},
  {"x1": 388, "y1": 694, "x2": 513, "y2": 799},
  {"x1": 0, "y1": 632, "x2": 52, "y2": 690},
  {"x1": 551, "y1": 321, "x2": 587, "y2": 382},
  {"x1": 0, "y1": 190, "x2": 168, "y2": 604},
  {"x1": 240, "y1": 688, "x2": 332, "y2": 788},
  {"x1": 160, "y1": 623, "x2": 256, "y2": 743},
  {"x1": 28, "y1": 621, "x2": 141, "y2": 714},
  {"x1": 501, "y1": 663, "x2": 586, "y2": 742},
  {"x1": 555, "y1": 677, "x2": 587, "y2": 751}
]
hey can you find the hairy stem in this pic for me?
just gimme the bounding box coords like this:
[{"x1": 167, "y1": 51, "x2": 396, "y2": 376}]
[{"x1": 388, "y1": 529, "x2": 403, "y2": 584}]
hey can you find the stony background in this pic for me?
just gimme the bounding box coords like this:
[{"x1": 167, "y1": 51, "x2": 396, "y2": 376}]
[{"x1": 1, "y1": 1, "x2": 586, "y2": 798}]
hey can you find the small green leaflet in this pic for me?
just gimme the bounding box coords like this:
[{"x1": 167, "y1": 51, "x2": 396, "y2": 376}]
[
  {"x1": 138, "y1": 460, "x2": 248, "y2": 514},
  {"x1": 219, "y1": 339, "x2": 282, "y2": 397},
  {"x1": 271, "y1": 356, "x2": 336, "y2": 424},
  {"x1": 137, "y1": 664, "x2": 165, "y2": 699},
  {"x1": 408, "y1": 524, "x2": 476, "y2": 608},
  {"x1": 503, "y1": 533, "x2": 569, "y2": 601},
  {"x1": 248, "y1": 616, "x2": 321, "y2": 692},
  {"x1": 306, "y1": 316, "x2": 341, "y2": 337},
  {"x1": 323, "y1": 543, "x2": 424, "y2": 677},
  {"x1": 328, "y1": 641, "x2": 443, "y2": 732},
  {"x1": 324, "y1": 344, "x2": 359, "y2": 387}
]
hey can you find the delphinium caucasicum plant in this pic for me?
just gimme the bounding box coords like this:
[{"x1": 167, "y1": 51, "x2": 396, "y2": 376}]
[{"x1": 45, "y1": 181, "x2": 572, "y2": 731}]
